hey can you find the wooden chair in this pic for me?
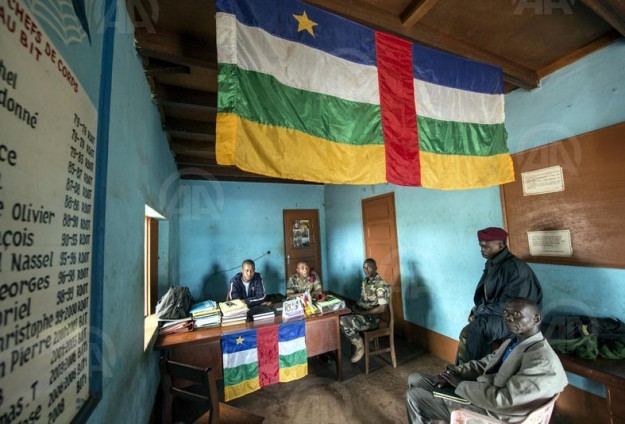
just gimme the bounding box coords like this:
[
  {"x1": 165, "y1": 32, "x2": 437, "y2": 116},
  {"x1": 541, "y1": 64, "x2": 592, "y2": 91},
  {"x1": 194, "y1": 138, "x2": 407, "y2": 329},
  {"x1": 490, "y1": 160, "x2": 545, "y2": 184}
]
[
  {"x1": 160, "y1": 358, "x2": 264, "y2": 424},
  {"x1": 450, "y1": 393, "x2": 559, "y2": 424},
  {"x1": 361, "y1": 290, "x2": 397, "y2": 374}
]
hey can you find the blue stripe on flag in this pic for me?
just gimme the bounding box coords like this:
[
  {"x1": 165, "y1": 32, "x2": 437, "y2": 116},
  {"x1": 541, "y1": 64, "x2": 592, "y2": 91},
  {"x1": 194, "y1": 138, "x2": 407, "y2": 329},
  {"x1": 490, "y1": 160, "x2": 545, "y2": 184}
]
[
  {"x1": 278, "y1": 320, "x2": 306, "y2": 342},
  {"x1": 216, "y1": 0, "x2": 376, "y2": 66},
  {"x1": 222, "y1": 329, "x2": 258, "y2": 353},
  {"x1": 412, "y1": 44, "x2": 503, "y2": 95}
]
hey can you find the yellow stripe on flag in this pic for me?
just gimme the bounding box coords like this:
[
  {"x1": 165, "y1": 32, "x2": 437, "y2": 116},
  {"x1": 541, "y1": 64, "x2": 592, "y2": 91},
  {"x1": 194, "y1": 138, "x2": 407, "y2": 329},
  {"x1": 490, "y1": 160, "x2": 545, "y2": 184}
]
[
  {"x1": 420, "y1": 151, "x2": 515, "y2": 190},
  {"x1": 224, "y1": 376, "x2": 260, "y2": 402},
  {"x1": 278, "y1": 363, "x2": 308, "y2": 382},
  {"x1": 219, "y1": 114, "x2": 386, "y2": 184},
  {"x1": 216, "y1": 113, "x2": 238, "y2": 165}
]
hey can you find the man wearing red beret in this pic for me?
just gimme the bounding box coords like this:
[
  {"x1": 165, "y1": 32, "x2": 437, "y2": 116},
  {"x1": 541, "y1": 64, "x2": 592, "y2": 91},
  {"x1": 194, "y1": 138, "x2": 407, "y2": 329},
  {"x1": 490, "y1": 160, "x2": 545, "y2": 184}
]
[{"x1": 455, "y1": 227, "x2": 543, "y2": 364}]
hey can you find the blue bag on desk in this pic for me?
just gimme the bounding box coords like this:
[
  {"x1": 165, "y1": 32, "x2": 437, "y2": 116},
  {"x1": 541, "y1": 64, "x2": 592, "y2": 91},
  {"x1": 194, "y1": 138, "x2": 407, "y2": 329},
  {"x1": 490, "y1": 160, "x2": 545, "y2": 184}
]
[{"x1": 156, "y1": 286, "x2": 194, "y2": 320}]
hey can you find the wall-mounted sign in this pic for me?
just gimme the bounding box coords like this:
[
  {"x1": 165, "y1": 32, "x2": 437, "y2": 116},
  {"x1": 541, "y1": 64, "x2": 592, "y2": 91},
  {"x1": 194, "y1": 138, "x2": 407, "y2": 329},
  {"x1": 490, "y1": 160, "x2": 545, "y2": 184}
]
[
  {"x1": 528, "y1": 230, "x2": 573, "y2": 257},
  {"x1": 522, "y1": 166, "x2": 564, "y2": 196},
  {"x1": 0, "y1": 1, "x2": 100, "y2": 421}
]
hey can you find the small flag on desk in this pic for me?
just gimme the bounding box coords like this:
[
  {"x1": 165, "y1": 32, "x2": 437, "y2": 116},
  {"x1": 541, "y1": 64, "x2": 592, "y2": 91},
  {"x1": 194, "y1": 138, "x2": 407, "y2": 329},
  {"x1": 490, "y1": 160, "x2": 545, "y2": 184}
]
[
  {"x1": 222, "y1": 329, "x2": 260, "y2": 401},
  {"x1": 278, "y1": 320, "x2": 308, "y2": 382}
]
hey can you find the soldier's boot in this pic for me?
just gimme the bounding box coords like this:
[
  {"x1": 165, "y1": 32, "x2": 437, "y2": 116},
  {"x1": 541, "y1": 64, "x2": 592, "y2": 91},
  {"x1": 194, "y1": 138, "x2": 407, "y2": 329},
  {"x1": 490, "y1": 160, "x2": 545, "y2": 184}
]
[{"x1": 351, "y1": 338, "x2": 364, "y2": 363}]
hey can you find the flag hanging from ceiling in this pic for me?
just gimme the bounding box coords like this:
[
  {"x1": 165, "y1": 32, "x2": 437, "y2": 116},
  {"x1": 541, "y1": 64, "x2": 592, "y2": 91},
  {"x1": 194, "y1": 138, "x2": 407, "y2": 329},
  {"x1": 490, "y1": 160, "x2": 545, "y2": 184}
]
[{"x1": 215, "y1": 0, "x2": 515, "y2": 189}]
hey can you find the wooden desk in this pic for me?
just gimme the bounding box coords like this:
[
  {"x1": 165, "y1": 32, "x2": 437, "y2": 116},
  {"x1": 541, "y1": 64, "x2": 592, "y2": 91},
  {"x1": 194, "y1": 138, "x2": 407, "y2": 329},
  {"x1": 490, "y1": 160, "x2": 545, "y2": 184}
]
[
  {"x1": 155, "y1": 309, "x2": 350, "y2": 381},
  {"x1": 558, "y1": 353, "x2": 625, "y2": 424}
]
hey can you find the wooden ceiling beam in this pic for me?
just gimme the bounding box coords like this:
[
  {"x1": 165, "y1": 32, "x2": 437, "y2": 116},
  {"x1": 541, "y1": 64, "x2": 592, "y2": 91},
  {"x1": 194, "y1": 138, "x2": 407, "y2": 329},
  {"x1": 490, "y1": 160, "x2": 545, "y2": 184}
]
[
  {"x1": 171, "y1": 139, "x2": 216, "y2": 159},
  {"x1": 155, "y1": 84, "x2": 217, "y2": 112},
  {"x1": 134, "y1": 29, "x2": 217, "y2": 69},
  {"x1": 400, "y1": 0, "x2": 440, "y2": 27},
  {"x1": 165, "y1": 118, "x2": 216, "y2": 141},
  {"x1": 581, "y1": 0, "x2": 625, "y2": 37},
  {"x1": 144, "y1": 58, "x2": 189, "y2": 76},
  {"x1": 537, "y1": 32, "x2": 621, "y2": 80},
  {"x1": 302, "y1": 0, "x2": 538, "y2": 89}
]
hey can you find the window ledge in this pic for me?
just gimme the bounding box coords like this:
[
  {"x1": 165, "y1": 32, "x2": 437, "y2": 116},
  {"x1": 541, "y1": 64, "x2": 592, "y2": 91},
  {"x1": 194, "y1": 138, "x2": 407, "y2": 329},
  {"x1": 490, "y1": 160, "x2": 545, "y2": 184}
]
[{"x1": 144, "y1": 313, "x2": 159, "y2": 351}]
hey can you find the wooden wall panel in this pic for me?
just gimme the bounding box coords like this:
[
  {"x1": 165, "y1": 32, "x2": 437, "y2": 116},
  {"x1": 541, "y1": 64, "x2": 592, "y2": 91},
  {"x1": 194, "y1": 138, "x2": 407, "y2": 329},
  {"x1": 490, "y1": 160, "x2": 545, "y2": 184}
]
[{"x1": 500, "y1": 122, "x2": 625, "y2": 268}]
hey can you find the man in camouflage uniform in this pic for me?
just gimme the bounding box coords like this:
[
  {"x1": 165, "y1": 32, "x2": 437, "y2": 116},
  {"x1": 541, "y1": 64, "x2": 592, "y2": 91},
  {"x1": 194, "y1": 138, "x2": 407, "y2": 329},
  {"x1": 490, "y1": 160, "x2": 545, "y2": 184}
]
[
  {"x1": 286, "y1": 261, "x2": 323, "y2": 298},
  {"x1": 340, "y1": 258, "x2": 390, "y2": 363}
]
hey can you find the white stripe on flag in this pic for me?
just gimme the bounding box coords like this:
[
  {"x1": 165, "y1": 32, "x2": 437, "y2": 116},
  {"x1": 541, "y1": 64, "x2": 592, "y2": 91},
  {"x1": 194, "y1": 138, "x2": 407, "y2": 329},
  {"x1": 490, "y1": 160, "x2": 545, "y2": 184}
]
[
  {"x1": 216, "y1": 12, "x2": 380, "y2": 105},
  {"x1": 279, "y1": 336, "x2": 306, "y2": 356},
  {"x1": 223, "y1": 348, "x2": 258, "y2": 368},
  {"x1": 414, "y1": 79, "x2": 504, "y2": 125}
]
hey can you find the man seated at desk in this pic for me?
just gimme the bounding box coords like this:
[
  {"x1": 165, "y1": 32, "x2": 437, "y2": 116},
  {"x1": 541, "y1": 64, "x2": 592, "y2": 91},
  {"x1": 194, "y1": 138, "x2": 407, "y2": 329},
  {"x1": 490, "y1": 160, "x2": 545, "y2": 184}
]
[
  {"x1": 340, "y1": 258, "x2": 390, "y2": 363},
  {"x1": 406, "y1": 298, "x2": 567, "y2": 424},
  {"x1": 226, "y1": 259, "x2": 266, "y2": 306},
  {"x1": 286, "y1": 261, "x2": 322, "y2": 299}
]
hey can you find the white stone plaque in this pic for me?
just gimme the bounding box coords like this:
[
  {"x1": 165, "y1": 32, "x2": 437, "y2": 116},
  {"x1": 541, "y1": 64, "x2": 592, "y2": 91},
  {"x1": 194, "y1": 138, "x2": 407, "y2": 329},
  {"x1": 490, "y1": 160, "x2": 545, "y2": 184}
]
[
  {"x1": 527, "y1": 230, "x2": 573, "y2": 257},
  {"x1": 522, "y1": 166, "x2": 564, "y2": 196}
]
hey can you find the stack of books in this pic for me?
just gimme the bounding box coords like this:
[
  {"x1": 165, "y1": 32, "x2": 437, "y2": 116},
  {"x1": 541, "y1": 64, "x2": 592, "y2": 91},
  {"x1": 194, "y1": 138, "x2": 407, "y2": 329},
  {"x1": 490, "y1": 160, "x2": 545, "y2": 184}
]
[
  {"x1": 219, "y1": 299, "x2": 249, "y2": 326},
  {"x1": 190, "y1": 300, "x2": 221, "y2": 329},
  {"x1": 248, "y1": 304, "x2": 276, "y2": 322}
]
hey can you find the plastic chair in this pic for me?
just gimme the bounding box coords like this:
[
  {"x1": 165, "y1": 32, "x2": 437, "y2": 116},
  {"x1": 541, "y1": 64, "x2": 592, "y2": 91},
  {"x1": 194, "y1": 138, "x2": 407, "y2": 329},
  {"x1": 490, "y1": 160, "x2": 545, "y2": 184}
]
[
  {"x1": 361, "y1": 289, "x2": 397, "y2": 374},
  {"x1": 450, "y1": 393, "x2": 559, "y2": 424},
  {"x1": 160, "y1": 358, "x2": 264, "y2": 424}
]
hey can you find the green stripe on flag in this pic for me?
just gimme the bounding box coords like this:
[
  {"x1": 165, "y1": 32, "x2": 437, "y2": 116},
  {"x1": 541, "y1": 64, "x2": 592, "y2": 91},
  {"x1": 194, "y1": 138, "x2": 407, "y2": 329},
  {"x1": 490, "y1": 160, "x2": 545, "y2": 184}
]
[
  {"x1": 218, "y1": 64, "x2": 383, "y2": 146},
  {"x1": 223, "y1": 362, "x2": 259, "y2": 387},
  {"x1": 417, "y1": 116, "x2": 508, "y2": 156},
  {"x1": 279, "y1": 349, "x2": 307, "y2": 369}
]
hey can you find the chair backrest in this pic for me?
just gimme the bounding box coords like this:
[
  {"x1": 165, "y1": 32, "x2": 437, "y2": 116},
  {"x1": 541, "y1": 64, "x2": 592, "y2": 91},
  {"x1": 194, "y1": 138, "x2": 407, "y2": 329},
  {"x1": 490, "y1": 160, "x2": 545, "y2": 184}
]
[
  {"x1": 521, "y1": 393, "x2": 559, "y2": 424},
  {"x1": 450, "y1": 393, "x2": 559, "y2": 424},
  {"x1": 379, "y1": 288, "x2": 394, "y2": 332},
  {"x1": 160, "y1": 358, "x2": 220, "y2": 424}
]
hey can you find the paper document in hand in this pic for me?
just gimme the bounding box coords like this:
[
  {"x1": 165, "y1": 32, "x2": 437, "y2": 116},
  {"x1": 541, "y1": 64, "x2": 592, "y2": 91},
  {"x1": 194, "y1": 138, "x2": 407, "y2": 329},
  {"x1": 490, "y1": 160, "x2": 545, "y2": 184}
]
[{"x1": 432, "y1": 386, "x2": 470, "y2": 404}]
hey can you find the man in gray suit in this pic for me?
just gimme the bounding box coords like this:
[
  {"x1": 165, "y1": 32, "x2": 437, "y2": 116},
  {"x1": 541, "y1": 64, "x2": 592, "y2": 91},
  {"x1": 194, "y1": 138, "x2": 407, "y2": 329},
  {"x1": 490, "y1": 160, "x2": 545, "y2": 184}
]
[{"x1": 406, "y1": 298, "x2": 567, "y2": 423}]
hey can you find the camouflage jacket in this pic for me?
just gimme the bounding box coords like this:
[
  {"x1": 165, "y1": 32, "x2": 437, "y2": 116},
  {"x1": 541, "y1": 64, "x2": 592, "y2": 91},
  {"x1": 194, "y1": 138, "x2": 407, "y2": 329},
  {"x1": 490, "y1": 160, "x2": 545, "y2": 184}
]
[
  {"x1": 356, "y1": 274, "x2": 390, "y2": 310},
  {"x1": 286, "y1": 271, "x2": 322, "y2": 295}
]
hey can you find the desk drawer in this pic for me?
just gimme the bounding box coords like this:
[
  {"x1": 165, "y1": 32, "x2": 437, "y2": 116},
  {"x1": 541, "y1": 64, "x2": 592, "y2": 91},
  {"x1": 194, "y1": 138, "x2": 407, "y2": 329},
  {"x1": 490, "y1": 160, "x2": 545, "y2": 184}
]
[{"x1": 608, "y1": 385, "x2": 625, "y2": 422}]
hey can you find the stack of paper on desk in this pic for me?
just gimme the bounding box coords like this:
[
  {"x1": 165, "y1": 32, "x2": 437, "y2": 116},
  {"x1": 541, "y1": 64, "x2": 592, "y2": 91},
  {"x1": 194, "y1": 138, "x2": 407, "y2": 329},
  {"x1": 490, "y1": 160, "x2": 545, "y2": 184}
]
[
  {"x1": 315, "y1": 295, "x2": 346, "y2": 313},
  {"x1": 248, "y1": 304, "x2": 276, "y2": 321},
  {"x1": 190, "y1": 299, "x2": 221, "y2": 328},
  {"x1": 219, "y1": 299, "x2": 249, "y2": 326}
]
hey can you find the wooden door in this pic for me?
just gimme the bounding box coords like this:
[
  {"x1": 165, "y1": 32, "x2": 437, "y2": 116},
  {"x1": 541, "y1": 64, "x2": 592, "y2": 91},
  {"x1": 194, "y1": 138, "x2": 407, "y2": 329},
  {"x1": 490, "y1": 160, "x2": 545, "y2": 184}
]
[
  {"x1": 283, "y1": 210, "x2": 322, "y2": 289},
  {"x1": 362, "y1": 193, "x2": 405, "y2": 336}
]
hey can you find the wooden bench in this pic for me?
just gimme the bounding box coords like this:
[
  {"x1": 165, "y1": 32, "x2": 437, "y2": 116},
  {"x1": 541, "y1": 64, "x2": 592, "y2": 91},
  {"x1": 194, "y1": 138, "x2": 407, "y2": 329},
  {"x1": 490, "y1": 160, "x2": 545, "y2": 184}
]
[{"x1": 557, "y1": 353, "x2": 625, "y2": 424}]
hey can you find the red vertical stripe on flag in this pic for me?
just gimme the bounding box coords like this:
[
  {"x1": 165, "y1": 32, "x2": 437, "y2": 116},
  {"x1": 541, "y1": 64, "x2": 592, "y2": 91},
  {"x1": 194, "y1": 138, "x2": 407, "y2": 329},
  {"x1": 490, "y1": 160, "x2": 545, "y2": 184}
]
[
  {"x1": 375, "y1": 32, "x2": 421, "y2": 186},
  {"x1": 257, "y1": 325, "x2": 279, "y2": 387}
]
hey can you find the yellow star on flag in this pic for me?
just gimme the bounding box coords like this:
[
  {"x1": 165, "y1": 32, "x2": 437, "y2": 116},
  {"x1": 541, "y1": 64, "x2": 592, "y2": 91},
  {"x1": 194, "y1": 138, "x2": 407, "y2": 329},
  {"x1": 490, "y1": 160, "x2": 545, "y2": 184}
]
[
  {"x1": 236, "y1": 336, "x2": 244, "y2": 344},
  {"x1": 292, "y1": 11, "x2": 318, "y2": 37}
]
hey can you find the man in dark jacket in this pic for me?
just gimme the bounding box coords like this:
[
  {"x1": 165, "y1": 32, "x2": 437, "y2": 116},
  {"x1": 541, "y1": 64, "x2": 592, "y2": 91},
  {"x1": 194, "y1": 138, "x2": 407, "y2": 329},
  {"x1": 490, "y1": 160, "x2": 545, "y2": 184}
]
[
  {"x1": 226, "y1": 259, "x2": 266, "y2": 306},
  {"x1": 455, "y1": 227, "x2": 542, "y2": 364}
]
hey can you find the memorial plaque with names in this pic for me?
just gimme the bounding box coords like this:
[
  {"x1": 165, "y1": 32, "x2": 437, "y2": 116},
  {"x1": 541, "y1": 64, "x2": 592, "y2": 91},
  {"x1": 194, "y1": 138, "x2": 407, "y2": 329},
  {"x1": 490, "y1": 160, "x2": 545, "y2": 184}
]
[{"x1": 0, "y1": 1, "x2": 97, "y2": 422}]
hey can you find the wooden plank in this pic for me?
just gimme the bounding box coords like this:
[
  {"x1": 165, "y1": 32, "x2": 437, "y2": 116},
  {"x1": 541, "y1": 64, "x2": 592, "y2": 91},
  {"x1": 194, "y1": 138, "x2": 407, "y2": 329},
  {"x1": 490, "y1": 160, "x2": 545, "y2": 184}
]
[
  {"x1": 155, "y1": 84, "x2": 217, "y2": 112},
  {"x1": 134, "y1": 29, "x2": 217, "y2": 69},
  {"x1": 400, "y1": 0, "x2": 440, "y2": 27},
  {"x1": 500, "y1": 122, "x2": 625, "y2": 269},
  {"x1": 581, "y1": 0, "x2": 625, "y2": 37},
  {"x1": 537, "y1": 33, "x2": 620, "y2": 79}
]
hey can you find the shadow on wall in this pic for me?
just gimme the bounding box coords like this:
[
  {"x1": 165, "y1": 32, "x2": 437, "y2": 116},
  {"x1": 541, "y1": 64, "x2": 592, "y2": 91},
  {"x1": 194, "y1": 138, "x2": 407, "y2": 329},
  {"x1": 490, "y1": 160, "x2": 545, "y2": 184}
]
[
  {"x1": 201, "y1": 262, "x2": 229, "y2": 301},
  {"x1": 259, "y1": 262, "x2": 283, "y2": 295},
  {"x1": 404, "y1": 260, "x2": 432, "y2": 326},
  {"x1": 331, "y1": 269, "x2": 365, "y2": 300}
]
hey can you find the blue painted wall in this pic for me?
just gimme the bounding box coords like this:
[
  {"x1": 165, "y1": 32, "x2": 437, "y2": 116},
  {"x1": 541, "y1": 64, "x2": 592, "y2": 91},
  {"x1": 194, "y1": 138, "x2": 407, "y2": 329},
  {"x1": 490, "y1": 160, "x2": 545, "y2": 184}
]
[
  {"x1": 324, "y1": 40, "x2": 625, "y2": 397},
  {"x1": 88, "y1": 1, "x2": 180, "y2": 422},
  {"x1": 178, "y1": 181, "x2": 325, "y2": 301}
]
